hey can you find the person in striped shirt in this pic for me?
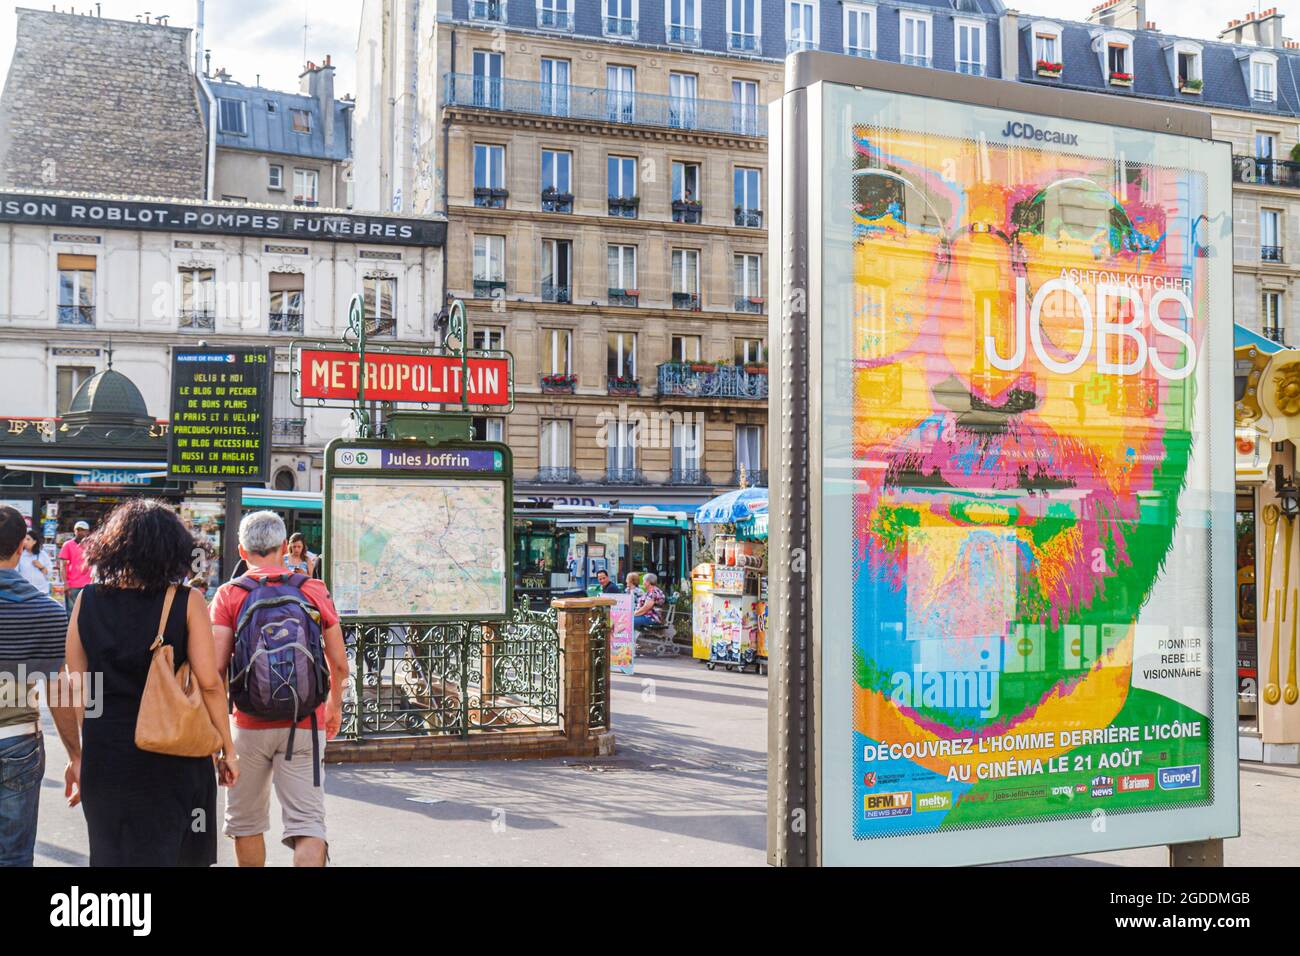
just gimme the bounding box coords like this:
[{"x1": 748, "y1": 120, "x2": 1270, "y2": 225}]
[{"x1": 0, "y1": 506, "x2": 80, "y2": 867}]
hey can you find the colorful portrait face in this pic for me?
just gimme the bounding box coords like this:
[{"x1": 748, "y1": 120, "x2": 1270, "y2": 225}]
[{"x1": 845, "y1": 123, "x2": 1213, "y2": 837}]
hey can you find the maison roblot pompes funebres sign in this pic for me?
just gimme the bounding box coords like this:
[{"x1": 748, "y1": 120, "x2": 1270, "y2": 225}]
[
  {"x1": 0, "y1": 193, "x2": 447, "y2": 247},
  {"x1": 167, "y1": 349, "x2": 273, "y2": 482}
]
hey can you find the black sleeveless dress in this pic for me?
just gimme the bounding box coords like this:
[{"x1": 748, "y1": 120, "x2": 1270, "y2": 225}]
[{"x1": 77, "y1": 584, "x2": 218, "y2": 867}]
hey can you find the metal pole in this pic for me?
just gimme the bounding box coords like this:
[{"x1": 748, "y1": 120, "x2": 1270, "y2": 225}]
[{"x1": 222, "y1": 480, "x2": 241, "y2": 581}]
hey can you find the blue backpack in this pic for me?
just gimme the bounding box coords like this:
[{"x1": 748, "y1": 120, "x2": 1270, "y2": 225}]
[{"x1": 229, "y1": 573, "x2": 330, "y2": 784}]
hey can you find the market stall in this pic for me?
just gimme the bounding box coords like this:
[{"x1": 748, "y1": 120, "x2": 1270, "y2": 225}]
[{"x1": 692, "y1": 488, "x2": 768, "y2": 674}]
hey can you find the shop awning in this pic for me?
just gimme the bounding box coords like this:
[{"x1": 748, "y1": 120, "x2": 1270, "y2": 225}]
[{"x1": 0, "y1": 458, "x2": 168, "y2": 477}]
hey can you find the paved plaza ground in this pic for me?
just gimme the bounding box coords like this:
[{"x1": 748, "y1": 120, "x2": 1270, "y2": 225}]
[{"x1": 31, "y1": 655, "x2": 1300, "y2": 866}]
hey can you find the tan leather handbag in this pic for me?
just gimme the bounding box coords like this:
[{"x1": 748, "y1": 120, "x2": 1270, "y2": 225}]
[{"x1": 134, "y1": 585, "x2": 223, "y2": 757}]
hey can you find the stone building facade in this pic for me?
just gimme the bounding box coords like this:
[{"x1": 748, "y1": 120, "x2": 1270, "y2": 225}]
[{"x1": 0, "y1": 8, "x2": 207, "y2": 198}]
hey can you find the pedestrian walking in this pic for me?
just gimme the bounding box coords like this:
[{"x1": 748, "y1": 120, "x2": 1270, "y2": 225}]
[
  {"x1": 285, "y1": 532, "x2": 316, "y2": 576},
  {"x1": 0, "y1": 506, "x2": 78, "y2": 867},
  {"x1": 57, "y1": 520, "x2": 91, "y2": 612},
  {"x1": 17, "y1": 532, "x2": 50, "y2": 595},
  {"x1": 210, "y1": 511, "x2": 348, "y2": 867},
  {"x1": 61, "y1": 499, "x2": 237, "y2": 867}
]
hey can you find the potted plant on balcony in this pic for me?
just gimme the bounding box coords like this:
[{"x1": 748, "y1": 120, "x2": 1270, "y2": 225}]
[
  {"x1": 744, "y1": 361, "x2": 768, "y2": 375},
  {"x1": 1109, "y1": 70, "x2": 1133, "y2": 86},
  {"x1": 608, "y1": 375, "x2": 639, "y2": 395},
  {"x1": 1179, "y1": 77, "x2": 1203, "y2": 93},
  {"x1": 689, "y1": 359, "x2": 718, "y2": 373},
  {"x1": 541, "y1": 373, "x2": 577, "y2": 394},
  {"x1": 541, "y1": 186, "x2": 574, "y2": 209},
  {"x1": 1036, "y1": 59, "x2": 1063, "y2": 77}
]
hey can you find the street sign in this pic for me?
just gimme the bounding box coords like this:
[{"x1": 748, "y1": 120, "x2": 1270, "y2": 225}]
[
  {"x1": 769, "y1": 54, "x2": 1237, "y2": 866},
  {"x1": 167, "y1": 348, "x2": 272, "y2": 482},
  {"x1": 323, "y1": 438, "x2": 513, "y2": 622},
  {"x1": 295, "y1": 347, "x2": 512, "y2": 407}
]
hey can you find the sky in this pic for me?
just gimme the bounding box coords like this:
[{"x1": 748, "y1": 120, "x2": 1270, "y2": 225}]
[{"x1": 0, "y1": 0, "x2": 1273, "y2": 103}]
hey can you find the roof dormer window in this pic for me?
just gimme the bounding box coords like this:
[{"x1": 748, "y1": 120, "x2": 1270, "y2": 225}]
[
  {"x1": 1032, "y1": 21, "x2": 1063, "y2": 77},
  {"x1": 1108, "y1": 42, "x2": 1132, "y2": 85},
  {"x1": 1252, "y1": 54, "x2": 1278, "y2": 103},
  {"x1": 1169, "y1": 40, "x2": 1203, "y2": 94}
]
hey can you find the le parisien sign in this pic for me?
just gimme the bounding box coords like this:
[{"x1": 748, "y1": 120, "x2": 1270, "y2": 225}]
[{"x1": 299, "y1": 349, "x2": 511, "y2": 406}]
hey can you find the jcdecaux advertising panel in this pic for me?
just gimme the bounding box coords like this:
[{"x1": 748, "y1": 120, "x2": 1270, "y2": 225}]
[{"x1": 804, "y1": 65, "x2": 1237, "y2": 864}]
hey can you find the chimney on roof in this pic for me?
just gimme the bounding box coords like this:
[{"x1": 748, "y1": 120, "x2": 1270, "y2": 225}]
[
  {"x1": 1086, "y1": 0, "x2": 1145, "y2": 31},
  {"x1": 1220, "y1": 7, "x2": 1285, "y2": 47},
  {"x1": 300, "y1": 56, "x2": 336, "y2": 151},
  {"x1": 214, "y1": 66, "x2": 230, "y2": 82}
]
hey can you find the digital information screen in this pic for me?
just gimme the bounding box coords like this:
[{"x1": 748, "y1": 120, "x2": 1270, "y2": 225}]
[{"x1": 168, "y1": 348, "x2": 273, "y2": 482}]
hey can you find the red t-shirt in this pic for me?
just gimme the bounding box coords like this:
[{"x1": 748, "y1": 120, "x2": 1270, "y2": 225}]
[{"x1": 210, "y1": 566, "x2": 340, "y2": 730}]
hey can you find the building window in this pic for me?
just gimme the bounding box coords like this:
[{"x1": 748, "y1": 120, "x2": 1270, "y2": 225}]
[
  {"x1": 955, "y1": 20, "x2": 984, "y2": 76},
  {"x1": 540, "y1": 57, "x2": 570, "y2": 115},
  {"x1": 1177, "y1": 49, "x2": 1202, "y2": 92},
  {"x1": 734, "y1": 253, "x2": 763, "y2": 312},
  {"x1": 668, "y1": 72, "x2": 698, "y2": 129},
  {"x1": 293, "y1": 169, "x2": 319, "y2": 206},
  {"x1": 269, "y1": 272, "x2": 304, "y2": 334},
  {"x1": 608, "y1": 245, "x2": 638, "y2": 305},
  {"x1": 539, "y1": 0, "x2": 572, "y2": 31},
  {"x1": 735, "y1": 424, "x2": 764, "y2": 484},
  {"x1": 57, "y1": 253, "x2": 96, "y2": 327},
  {"x1": 541, "y1": 149, "x2": 573, "y2": 211},
  {"x1": 606, "y1": 65, "x2": 635, "y2": 124},
  {"x1": 901, "y1": 13, "x2": 931, "y2": 67},
  {"x1": 607, "y1": 420, "x2": 639, "y2": 478},
  {"x1": 1107, "y1": 43, "x2": 1131, "y2": 83},
  {"x1": 604, "y1": 0, "x2": 637, "y2": 39},
  {"x1": 218, "y1": 97, "x2": 246, "y2": 134},
  {"x1": 667, "y1": 0, "x2": 701, "y2": 46},
  {"x1": 671, "y1": 421, "x2": 703, "y2": 480},
  {"x1": 178, "y1": 267, "x2": 216, "y2": 331},
  {"x1": 734, "y1": 166, "x2": 762, "y2": 227},
  {"x1": 732, "y1": 79, "x2": 759, "y2": 136},
  {"x1": 607, "y1": 155, "x2": 638, "y2": 217},
  {"x1": 56, "y1": 366, "x2": 95, "y2": 414},
  {"x1": 540, "y1": 419, "x2": 572, "y2": 478},
  {"x1": 470, "y1": 0, "x2": 507, "y2": 22},
  {"x1": 787, "y1": 1, "x2": 817, "y2": 52},
  {"x1": 473, "y1": 326, "x2": 504, "y2": 351},
  {"x1": 672, "y1": 161, "x2": 702, "y2": 222},
  {"x1": 1262, "y1": 210, "x2": 1283, "y2": 262},
  {"x1": 473, "y1": 144, "x2": 507, "y2": 208},
  {"x1": 363, "y1": 275, "x2": 396, "y2": 336},
  {"x1": 672, "y1": 249, "x2": 701, "y2": 311},
  {"x1": 672, "y1": 334, "x2": 701, "y2": 362},
  {"x1": 541, "y1": 239, "x2": 572, "y2": 303},
  {"x1": 1253, "y1": 56, "x2": 1277, "y2": 102},
  {"x1": 729, "y1": 0, "x2": 759, "y2": 52},
  {"x1": 543, "y1": 328, "x2": 572, "y2": 375},
  {"x1": 1034, "y1": 30, "x2": 1061, "y2": 73},
  {"x1": 290, "y1": 108, "x2": 311, "y2": 133},
  {"x1": 844, "y1": 4, "x2": 875, "y2": 58},
  {"x1": 472, "y1": 416, "x2": 505, "y2": 441},
  {"x1": 1263, "y1": 290, "x2": 1285, "y2": 341},
  {"x1": 472, "y1": 50, "x2": 504, "y2": 109},
  {"x1": 608, "y1": 331, "x2": 637, "y2": 382},
  {"x1": 268, "y1": 164, "x2": 284, "y2": 190},
  {"x1": 473, "y1": 235, "x2": 506, "y2": 298},
  {"x1": 736, "y1": 337, "x2": 766, "y2": 364}
]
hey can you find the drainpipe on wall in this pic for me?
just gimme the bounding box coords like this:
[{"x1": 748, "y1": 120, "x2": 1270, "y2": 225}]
[{"x1": 198, "y1": 73, "x2": 217, "y2": 200}]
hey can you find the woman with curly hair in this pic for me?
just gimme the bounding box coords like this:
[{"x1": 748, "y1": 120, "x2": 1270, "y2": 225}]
[{"x1": 62, "y1": 498, "x2": 238, "y2": 866}]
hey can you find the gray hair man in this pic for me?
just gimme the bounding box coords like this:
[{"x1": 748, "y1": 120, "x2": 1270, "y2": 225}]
[{"x1": 208, "y1": 510, "x2": 349, "y2": 868}]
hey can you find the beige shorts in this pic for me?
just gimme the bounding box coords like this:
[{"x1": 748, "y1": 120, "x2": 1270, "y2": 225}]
[{"x1": 224, "y1": 725, "x2": 327, "y2": 848}]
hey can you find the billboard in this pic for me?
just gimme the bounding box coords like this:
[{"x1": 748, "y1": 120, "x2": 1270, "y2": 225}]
[{"x1": 769, "y1": 56, "x2": 1237, "y2": 866}]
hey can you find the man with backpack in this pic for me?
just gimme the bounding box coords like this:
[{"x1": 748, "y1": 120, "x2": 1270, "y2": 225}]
[{"x1": 210, "y1": 511, "x2": 348, "y2": 867}]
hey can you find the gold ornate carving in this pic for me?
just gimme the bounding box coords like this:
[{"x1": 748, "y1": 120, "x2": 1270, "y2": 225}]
[{"x1": 1278, "y1": 361, "x2": 1300, "y2": 416}]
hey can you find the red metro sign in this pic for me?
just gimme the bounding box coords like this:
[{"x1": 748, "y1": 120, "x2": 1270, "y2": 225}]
[{"x1": 298, "y1": 349, "x2": 511, "y2": 406}]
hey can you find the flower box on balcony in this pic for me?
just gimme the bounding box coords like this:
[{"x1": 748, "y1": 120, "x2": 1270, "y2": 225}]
[
  {"x1": 1179, "y1": 78, "x2": 1203, "y2": 93},
  {"x1": 689, "y1": 362, "x2": 718, "y2": 373},
  {"x1": 1035, "y1": 60, "x2": 1062, "y2": 77},
  {"x1": 541, "y1": 374, "x2": 577, "y2": 394},
  {"x1": 608, "y1": 377, "x2": 639, "y2": 395},
  {"x1": 744, "y1": 364, "x2": 768, "y2": 375},
  {"x1": 1109, "y1": 72, "x2": 1133, "y2": 86}
]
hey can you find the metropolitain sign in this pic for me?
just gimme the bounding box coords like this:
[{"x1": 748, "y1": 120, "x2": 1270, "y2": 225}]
[{"x1": 298, "y1": 349, "x2": 511, "y2": 406}]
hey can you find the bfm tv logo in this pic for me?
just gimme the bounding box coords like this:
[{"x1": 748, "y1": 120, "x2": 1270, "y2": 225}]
[{"x1": 863, "y1": 791, "x2": 913, "y2": 819}]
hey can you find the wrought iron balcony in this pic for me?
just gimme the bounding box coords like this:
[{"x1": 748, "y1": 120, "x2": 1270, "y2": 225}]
[
  {"x1": 474, "y1": 186, "x2": 509, "y2": 208},
  {"x1": 469, "y1": 0, "x2": 505, "y2": 22},
  {"x1": 541, "y1": 283, "x2": 571, "y2": 303},
  {"x1": 541, "y1": 189, "x2": 573, "y2": 213},
  {"x1": 608, "y1": 196, "x2": 639, "y2": 218},
  {"x1": 272, "y1": 417, "x2": 306, "y2": 444},
  {"x1": 1264, "y1": 326, "x2": 1287, "y2": 344},
  {"x1": 293, "y1": 198, "x2": 319, "y2": 207},
  {"x1": 1234, "y1": 156, "x2": 1300, "y2": 187},
  {"x1": 1262, "y1": 245, "x2": 1285, "y2": 263},
  {"x1": 729, "y1": 32, "x2": 759, "y2": 52},
  {"x1": 605, "y1": 467, "x2": 645, "y2": 485},
  {"x1": 366, "y1": 316, "x2": 396, "y2": 338},
  {"x1": 540, "y1": 374, "x2": 577, "y2": 394},
  {"x1": 668, "y1": 24, "x2": 701, "y2": 46},
  {"x1": 901, "y1": 54, "x2": 931, "y2": 67},
  {"x1": 734, "y1": 296, "x2": 764, "y2": 314},
  {"x1": 269, "y1": 311, "x2": 303, "y2": 334},
  {"x1": 957, "y1": 61, "x2": 985, "y2": 76},
  {"x1": 734, "y1": 207, "x2": 763, "y2": 228},
  {"x1": 534, "y1": 466, "x2": 580, "y2": 484},
  {"x1": 473, "y1": 279, "x2": 506, "y2": 299},
  {"x1": 538, "y1": 8, "x2": 573, "y2": 30},
  {"x1": 178, "y1": 309, "x2": 215, "y2": 331},
  {"x1": 657, "y1": 362, "x2": 768, "y2": 400},
  {"x1": 603, "y1": 16, "x2": 637, "y2": 39},
  {"x1": 672, "y1": 292, "x2": 701, "y2": 311},
  {"x1": 607, "y1": 377, "x2": 639, "y2": 397},
  {"x1": 669, "y1": 468, "x2": 711, "y2": 485},
  {"x1": 57, "y1": 305, "x2": 95, "y2": 327},
  {"x1": 608, "y1": 288, "x2": 639, "y2": 307},
  {"x1": 846, "y1": 46, "x2": 875, "y2": 59},
  {"x1": 443, "y1": 73, "x2": 767, "y2": 137},
  {"x1": 787, "y1": 38, "x2": 819, "y2": 54},
  {"x1": 672, "y1": 200, "x2": 703, "y2": 224},
  {"x1": 731, "y1": 468, "x2": 767, "y2": 487}
]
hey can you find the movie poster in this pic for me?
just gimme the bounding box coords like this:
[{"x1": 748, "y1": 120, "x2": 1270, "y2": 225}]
[{"x1": 812, "y1": 83, "x2": 1236, "y2": 861}]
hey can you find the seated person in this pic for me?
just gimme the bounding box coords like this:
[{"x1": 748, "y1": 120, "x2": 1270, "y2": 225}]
[{"x1": 634, "y1": 572, "x2": 666, "y2": 630}]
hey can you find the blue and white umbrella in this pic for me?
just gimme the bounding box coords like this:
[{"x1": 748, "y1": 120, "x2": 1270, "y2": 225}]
[{"x1": 694, "y1": 487, "x2": 768, "y2": 525}]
